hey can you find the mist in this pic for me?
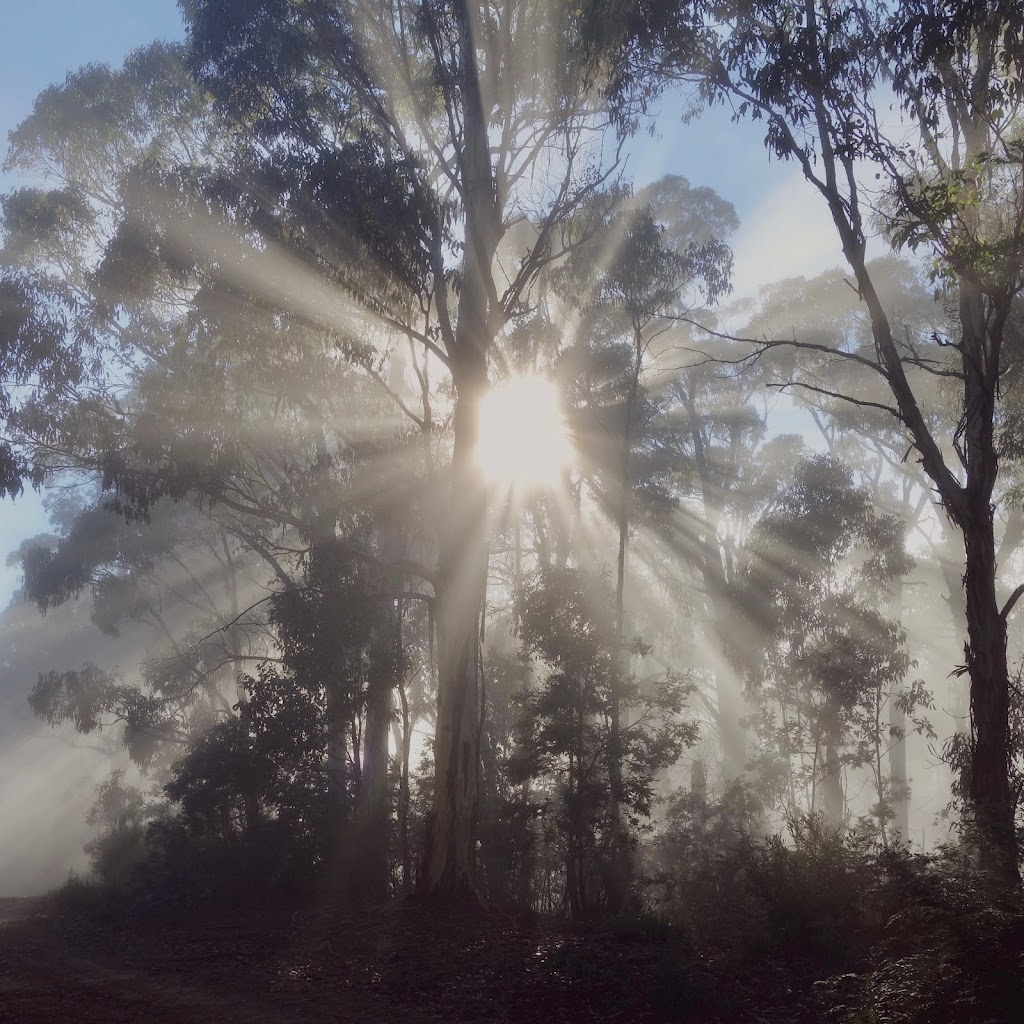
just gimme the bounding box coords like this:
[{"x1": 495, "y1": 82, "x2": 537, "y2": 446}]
[{"x1": 1, "y1": 3, "x2": 1023, "y2": 1023}]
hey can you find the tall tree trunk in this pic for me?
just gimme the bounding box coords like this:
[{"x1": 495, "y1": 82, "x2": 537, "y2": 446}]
[
  {"x1": 566, "y1": 751, "x2": 585, "y2": 919},
  {"x1": 708, "y1": 580, "x2": 747, "y2": 783},
  {"x1": 565, "y1": 852, "x2": 583, "y2": 919},
  {"x1": 955, "y1": 277, "x2": 1017, "y2": 880},
  {"x1": 418, "y1": 0, "x2": 499, "y2": 900},
  {"x1": 939, "y1": 539, "x2": 971, "y2": 728},
  {"x1": 816, "y1": 725, "x2": 844, "y2": 831},
  {"x1": 326, "y1": 677, "x2": 351, "y2": 884},
  {"x1": 361, "y1": 677, "x2": 392, "y2": 898},
  {"x1": 889, "y1": 577, "x2": 910, "y2": 845},
  {"x1": 326, "y1": 698, "x2": 349, "y2": 814},
  {"x1": 607, "y1": 485, "x2": 629, "y2": 914},
  {"x1": 605, "y1": 332, "x2": 643, "y2": 916},
  {"x1": 396, "y1": 670, "x2": 413, "y2": 891},
  {"x1": 889, "y1": 696, "x2": 910, "y2": 845},
  {"x1": 419, "y1": 358, "x2": 489, "y2": 898},
  {"x1": 360, "y1": 579, "x2": 399, "y2": 900},
  {"x1": 691, "y1": 758, "x2": 708, "y2": 803},
  {"x1": 963, "y1": 510, "x2": 1017, "y2": 876},
  {"x1": 683, "y1": 385, "x2": 747, "y2": 782},
  {"x1": 219, "y1": 533, "x2": 263, "y2": 833}
]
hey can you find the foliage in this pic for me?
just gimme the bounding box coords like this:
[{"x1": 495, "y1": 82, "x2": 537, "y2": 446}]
[
  {"x1": 815, "y1": 850, "x2": 1024, "y2": 1024},
  {"x1": 0, "y1": 273, "x2": 87, "y2": 498},
  {"x1": 647, "y1": 778, "x2": 764, "y2": 948},
  {"x1": 82, "y1": 770, "x2": 157, "y2": 890},
  {"x1": 734, "y1": 455, "x2": 927, "y2": 838},
  {"x1": 509, "y1": 566, "x2": 697, "y2": 915},
  {"x1": 653, "y1": 798, "x2": 1024, "y2": 1022}
]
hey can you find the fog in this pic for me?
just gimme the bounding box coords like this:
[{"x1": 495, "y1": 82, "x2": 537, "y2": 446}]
[{"x1": 1, "y1": 4, "x2": 1023, "y2": 1022}]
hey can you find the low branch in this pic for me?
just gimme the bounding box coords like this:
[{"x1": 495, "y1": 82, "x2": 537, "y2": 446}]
[
  {"x1": 766, "y1": 380, "x2": 901, "y2": 418},
  {"x1": 1001, "y1": 583, "x2": 1024, "y2": 622}
]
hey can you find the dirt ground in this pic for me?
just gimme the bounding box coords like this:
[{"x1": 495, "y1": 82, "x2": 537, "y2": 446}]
[{"x1": 0, "y1": 896, "x2": 811, "y2": 1023}]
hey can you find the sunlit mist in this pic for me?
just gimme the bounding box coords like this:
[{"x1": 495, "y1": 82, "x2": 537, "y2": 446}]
[{"x1": 475, "y1": 374, "x2": 573, "y2": 490}]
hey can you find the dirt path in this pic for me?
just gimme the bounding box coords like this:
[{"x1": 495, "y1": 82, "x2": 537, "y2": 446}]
[
  {"x1": 0, "y1": 943, "x2": 321, "y2": 1023},
  {"x1": 0, "y1": 899, "x2": 760, "y2": 1023},
  {"x1": 0, "y1": 910, "x2": 366, "y2": 1024}
]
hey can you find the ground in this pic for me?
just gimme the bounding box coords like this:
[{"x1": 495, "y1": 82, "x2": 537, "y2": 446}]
[{"x1": 0, "y1": 896, "x2": 817, "y2": 1023}]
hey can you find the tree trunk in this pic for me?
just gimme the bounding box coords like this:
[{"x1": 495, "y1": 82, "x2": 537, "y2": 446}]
[
  {"x1": 955, "y1": 277, "x2": 1018, "y2": 881},
  {"x1": 691, "y1": 758, "x2": 708, "y2": 803},
  {"x1": 817, "y1": 727, "x2": 844, "y2": 831},
  {"x1": 360, "y1": 682, "x2": 392, "y2": 898},
  {"x1": 889, "y1": 695, "x2": 910, "y2": 845},
  {"x1": 418, "y1": 0, "x2": 499, "y2": 901},
  {"x1": 889, "y1": 577, "x2": 910, "y2": 845},
  {"x1": 565, "y1": 852, "x2": 583, "y2": 919},
  {"x1": 939, "y1": 526, "x2": 971, "y2": 729},
  {"x1": 322, "y1": 545, "x2": 351, "y2": 832},
  {"x1": 683, "y1": 385, "x2": 747, "y2": 783},
  {"x1": 963, "y1": 512, "x2": 1018, "y2": 878},
  {"x1": 418, "y1": 362, "x2": 489, "y2": 898},
  {"x1": 360, "y1": 522, "x2": 404, "y2": 899},
  {"x1": 606, "y1": 333, "x2": 641, "y2": 915},
  {"x1": 701, "y1": 547, "x2": 747, "y2": 784},
  {"x1": 606, "y1": 498, "x2": 629, "y2": 915},
  {"x1": 326, "y1": 678, "x2": 351, "y2": 884},
  {"x1": 396, "y1": 670, "x2": 412, "y2": 891},
  {"x1": 360, "y1": 601, "x2": 398, "y2": 900},
  {"x1": 710, "y1": 594, "x2": 747, "y2": 783}
]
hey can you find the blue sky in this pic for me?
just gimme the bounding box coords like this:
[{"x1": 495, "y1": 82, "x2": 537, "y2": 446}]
[{"x1": 0, "y1": 2, "x2": 843, "y2": 606}]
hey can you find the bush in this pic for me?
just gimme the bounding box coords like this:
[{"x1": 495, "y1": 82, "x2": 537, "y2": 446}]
[
  {"x1": 47, "y1": 872, "x2": 120, "y2": 920},
  {"x1": 136, "y1": 814, "x2": 324, "y2": 912},
  {"x1": 648, "y1": 783, "x2": 766, "y2": 955},
  {"x1": 655, "y1": 804, "x2": 884, "y2": 967},
  {"x1": 745, "y1": 817, "x2": 876, "y2": 967},
  {"x1": 653, "y1": 802, "x2": 1024, "y2": 1021},
  {"x1": 81, "y1": 770, "x2": 154, "y2": 892},
  {"x1": 817, "y1": 851, "x2": 1024, "y2": 1024}
]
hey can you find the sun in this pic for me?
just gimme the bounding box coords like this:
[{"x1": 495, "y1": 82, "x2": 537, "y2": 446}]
[{"x1": 475, "y1": 374, "x2": 573, "y2": 490}]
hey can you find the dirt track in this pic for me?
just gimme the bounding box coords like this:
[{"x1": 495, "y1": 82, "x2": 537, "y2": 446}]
[
  {"x1": 0, "y1": 897, "x2": 797, "y2": 1023},
  {"x1": 0, "y1": 904, "x2": 344, "y2": 1023}
]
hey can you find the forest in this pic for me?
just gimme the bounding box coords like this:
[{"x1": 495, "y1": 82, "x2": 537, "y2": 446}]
[{"x1": 1, "y1": 1, "x2": 1024, "y2": 1021}]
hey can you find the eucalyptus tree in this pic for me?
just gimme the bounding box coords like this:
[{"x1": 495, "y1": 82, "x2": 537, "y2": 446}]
[
  {"x1": 592, "y1": 0, "x2": 1024, "y2": 879},
  {"x1": 548, "y1": 175, "x2": 732, "y2": 904},
  {"x1": 0, "y1": 274, "x2": 85, "y2": 502},
  {"x1": 0, "y1": 44, "x2": 219, "y2": 504},
  {"x1": 510, "y1": 564, "x2": 695, "y2": 916},
  {"x1": 2, "y1": 41, "x2": 428, "y2": 893},
  {"x1": 185, "y1": 0, "x2": 619, "y2": 897},
  {"x1": 744, "y1": 258, "x2": 952, "y2": 842},
  {"x1": 734, "y1": 454, "x2": 920, "y2": 840},
  {"x1": 748, "y1": 257, "x2": 1024, "y2": 842}
]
